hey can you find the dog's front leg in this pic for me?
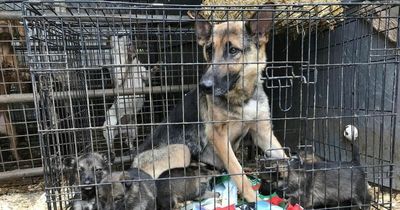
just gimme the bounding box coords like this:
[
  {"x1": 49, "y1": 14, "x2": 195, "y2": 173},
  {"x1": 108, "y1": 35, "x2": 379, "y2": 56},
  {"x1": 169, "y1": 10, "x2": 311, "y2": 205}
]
[
  {"x1": 250, "y1": 121, "x2": 287, "y2": 159},
  {"x1": 207, "y1": 124, "x2": 257, "y2": 202}
]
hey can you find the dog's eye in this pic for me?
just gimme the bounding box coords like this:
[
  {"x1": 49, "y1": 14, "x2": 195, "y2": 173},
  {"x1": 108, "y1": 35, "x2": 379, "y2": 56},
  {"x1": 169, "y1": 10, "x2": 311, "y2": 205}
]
[
  {"x1": 229, "y1": 47, "x2": 240, "y2": 55},
  {"x1": 95, "y1": 168, "x2": 103, "y2": 173}
]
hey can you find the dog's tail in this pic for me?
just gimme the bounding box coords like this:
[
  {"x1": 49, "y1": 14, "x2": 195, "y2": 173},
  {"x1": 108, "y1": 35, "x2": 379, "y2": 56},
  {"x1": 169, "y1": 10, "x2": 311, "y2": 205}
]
[{"x1": 343, "y1": 125, "x2": 360, "y2": 164}]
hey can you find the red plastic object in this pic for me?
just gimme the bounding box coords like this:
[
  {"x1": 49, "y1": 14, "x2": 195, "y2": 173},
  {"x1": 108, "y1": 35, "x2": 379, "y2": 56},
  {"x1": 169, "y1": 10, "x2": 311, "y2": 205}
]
[
  {"x1": 215, "y1": 204, "x2": 236, "y2": 210},
  {"x1": 268, "y1": 196, "x2": 284, "y2": 206},
  {"x1": 252, "y1": 183, "x2": 261, "y2": 190},
  {"x1": 286, "y1": 203, "x2": 303, "y2": 210}
]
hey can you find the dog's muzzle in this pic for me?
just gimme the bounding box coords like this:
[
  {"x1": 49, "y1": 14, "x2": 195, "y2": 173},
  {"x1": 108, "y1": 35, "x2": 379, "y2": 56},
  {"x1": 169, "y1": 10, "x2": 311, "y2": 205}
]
[
  {"x1": 199, "y1": 80, "x2": 227, "y2": 96},
  {"x1": 199, "y1": 78, "x2": 214, "y2": 94},
  {"x1": 199, "y1": 72, "x2": 239, "y2": 96}
]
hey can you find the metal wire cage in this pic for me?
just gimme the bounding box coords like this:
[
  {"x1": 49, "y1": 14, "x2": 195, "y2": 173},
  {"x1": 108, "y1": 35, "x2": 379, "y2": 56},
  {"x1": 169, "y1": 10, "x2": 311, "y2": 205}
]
[
  {"x1": 0, "y1": 1, "x2": 40, "y2": 175},
  {"x1": 23, "y1": 1, "x2": 398, "y2": 210}
]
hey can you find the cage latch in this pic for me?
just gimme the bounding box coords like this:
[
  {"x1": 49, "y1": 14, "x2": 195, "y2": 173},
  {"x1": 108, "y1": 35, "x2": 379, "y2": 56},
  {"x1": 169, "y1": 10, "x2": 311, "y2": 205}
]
[{"x1": 263, "y1": 65, "x2": 317, "y2": 112}]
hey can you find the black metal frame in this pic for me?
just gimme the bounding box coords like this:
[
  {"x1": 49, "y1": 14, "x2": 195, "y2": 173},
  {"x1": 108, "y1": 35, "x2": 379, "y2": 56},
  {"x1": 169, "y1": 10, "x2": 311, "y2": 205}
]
[{"x1": 21, "y1": 1, "x2": 399, "y2": 209}]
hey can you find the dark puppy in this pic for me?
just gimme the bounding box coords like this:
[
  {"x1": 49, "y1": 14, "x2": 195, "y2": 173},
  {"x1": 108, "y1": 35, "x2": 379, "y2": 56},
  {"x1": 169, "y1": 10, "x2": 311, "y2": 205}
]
[
  {"x1": 156, "y1": 164, "x2": 218, "y2": 210},
  {"x1": 279, "y1": 157, "x2": 370, "y2": 209},
  {"x1": 258, "y1": 146, "x2": 324, "y2": 196},
  {"x1": 98, "y1": 168, "x2": 156, "y2": 210},
  {"x1": 270, "y1": 142, "x2": 371, "y2": 209},
  {"x1": 296, "y1": 145, "x2": 325, "y2": 164},
  {"x1": 98, "y1": 144, "x2": 190, "y2": 209},
  {"x1": 63, "y1": 152, "x2": 114, "y2": 210}
]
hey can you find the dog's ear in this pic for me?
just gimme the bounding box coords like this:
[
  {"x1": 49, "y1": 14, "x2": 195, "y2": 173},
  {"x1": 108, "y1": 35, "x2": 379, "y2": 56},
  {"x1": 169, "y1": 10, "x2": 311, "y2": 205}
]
[
  {"x1": 188, "y1": 11, "x2": 212, "y2": 46},
  {"x1": 62, "y1": 156, "x2": 77, "y2": 171},
  {"x1": 246, "y1": 4, "x2": 274, "y2": 44}
]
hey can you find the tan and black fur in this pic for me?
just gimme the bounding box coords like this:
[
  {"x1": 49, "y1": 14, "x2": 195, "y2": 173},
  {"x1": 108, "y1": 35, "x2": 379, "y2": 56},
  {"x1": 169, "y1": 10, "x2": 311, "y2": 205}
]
[
  {"x1": 99, "y1": 144, "x2": 192, "y2": 209},
  {"x1": 131, "y1": 144, "x2": 191, "y2": 178},
  {"x1": 63, "y1": 152, "x2": 114, "y2": 210},
  {"x1": 0, "y1": 21, "x2": 30, "y2": 161},
  {"x1": 188, "y1": 6, "x2": 287, "y2": 201},
  {"x1": 98, "y1": 169, "x2": 156, "y2": 210},
  {"x1": 156, "y1": 163, "x2": 217, "y2": 210},
  {"x1": 270, "y1": 147, "x2": 371, "y2": 209},
  {"x1": 135, "y1": 6, "x2": 286, "y2": 203},
  {"x1": 260, "y1": 126, "x2": 371, "y2": 209}
]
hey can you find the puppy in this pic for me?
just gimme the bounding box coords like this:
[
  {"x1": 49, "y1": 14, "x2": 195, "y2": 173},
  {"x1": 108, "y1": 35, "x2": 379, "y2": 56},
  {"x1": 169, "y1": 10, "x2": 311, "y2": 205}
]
[
  {"x1": 297, "y1": 146, "x2": 324, "y2": 164},
  {"x1": 156, "y1": 164, "x2": 218, "y2": 210},
  {"x1": 98, "y1": 168, "x2": 156, "y2": 210},
  {"x1": 71, "y1": 196, "x2": 96, "y2": 210},
  {"x1": 99, "y1": 144, "x2": 192, "y2": 209},
  {"x1": 63, "y1": 152, "x2": 114, "y2": 210},
  {"x1": 268, "y1": 127, "x2": 371, "y2": 209}
]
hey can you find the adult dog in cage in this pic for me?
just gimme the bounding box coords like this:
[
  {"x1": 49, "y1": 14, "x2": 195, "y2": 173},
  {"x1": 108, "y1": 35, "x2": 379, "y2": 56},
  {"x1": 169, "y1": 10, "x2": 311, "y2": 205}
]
[
  {"x1": 103, "y1": 35, "x2": 152, "y2": 153},
  {"x1": 62, "y1": 152, "x2": 114, "y2": 210},
  {"x1": 262, "y1": 125, "x2": 372, "y2": 209},
  {"x1": 136, "y1": 7, "x2": 287, "y2": 202},
  {"x1": 0, "y1": 23, "x2": 30, "y2": 161}
]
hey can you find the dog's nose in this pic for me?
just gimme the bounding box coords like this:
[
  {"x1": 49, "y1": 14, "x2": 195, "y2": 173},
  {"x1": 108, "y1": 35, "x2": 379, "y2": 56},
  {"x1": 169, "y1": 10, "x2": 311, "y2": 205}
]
[
  {"x1": 84, "y1": 177, "x2": 93, "y2": 184},
  {"x1": 199, "y1": 79, "x2": 214, "y2": 94}
]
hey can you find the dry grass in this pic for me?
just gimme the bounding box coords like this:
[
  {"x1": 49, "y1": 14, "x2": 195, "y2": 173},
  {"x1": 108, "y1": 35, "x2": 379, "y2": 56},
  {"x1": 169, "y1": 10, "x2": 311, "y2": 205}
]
[
  {"x1": 369, "y1": 186, "x2": 399, "y2": 210},
  {"x1": 199, "y1": 0, "x2": 344, "y2": 34},
  {"x1": 0, "y1": 178, "x2": 46, "y2": 210}
]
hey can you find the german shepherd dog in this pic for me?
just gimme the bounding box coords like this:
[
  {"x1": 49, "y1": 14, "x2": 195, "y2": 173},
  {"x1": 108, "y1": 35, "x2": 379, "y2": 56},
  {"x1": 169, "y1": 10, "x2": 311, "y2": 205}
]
[
  {"x1": 188, "y1": 7, "x2": 287, "y2": 201},
  {"x1": 98, "y1": 168, "x2": 156, "y2": 210},
  {"x1": 136, "y1": 6, "x2": 286, "y2": 202},
  {"x1": 156, "y1": 163, "x2": 217, "y2": 210},
  {"x1": 63, "y1": 152, "x2": 114, "y2": 210},
  {"x1": 98, "y1": 144, "x2": 190, "y2": 209}
]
